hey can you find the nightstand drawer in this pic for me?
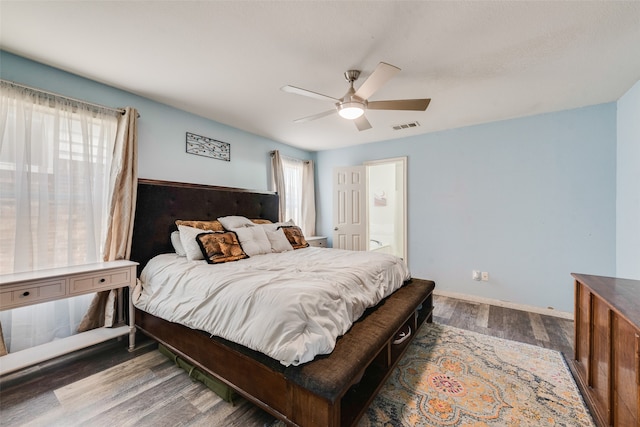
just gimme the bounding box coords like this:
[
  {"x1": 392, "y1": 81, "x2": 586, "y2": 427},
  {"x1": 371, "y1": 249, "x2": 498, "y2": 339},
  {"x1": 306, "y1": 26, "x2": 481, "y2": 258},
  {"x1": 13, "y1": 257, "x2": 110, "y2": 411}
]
[
  {"x1": 69, "y1": 268, "x2": 132, "y2": 294},
  {"x1": 307, "y1": 236, "x2": 328, "y2": 248},
  {"x1": 0, "y1": 280, "x2": 66, "y2": 310}
]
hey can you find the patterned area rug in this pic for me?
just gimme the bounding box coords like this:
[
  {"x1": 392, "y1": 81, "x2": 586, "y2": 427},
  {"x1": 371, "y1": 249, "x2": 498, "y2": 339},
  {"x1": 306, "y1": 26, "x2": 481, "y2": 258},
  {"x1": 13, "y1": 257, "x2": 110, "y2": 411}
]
[{"x1": 358, "y1": 323, "x2": 594, "y2": 427}]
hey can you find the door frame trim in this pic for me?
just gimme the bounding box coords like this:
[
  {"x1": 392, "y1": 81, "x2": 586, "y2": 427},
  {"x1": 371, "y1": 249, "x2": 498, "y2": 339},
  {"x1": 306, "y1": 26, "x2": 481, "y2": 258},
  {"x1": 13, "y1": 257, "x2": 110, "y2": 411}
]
[{"x1": 364, "y1": 156, "x2": 408, "y2": 265}]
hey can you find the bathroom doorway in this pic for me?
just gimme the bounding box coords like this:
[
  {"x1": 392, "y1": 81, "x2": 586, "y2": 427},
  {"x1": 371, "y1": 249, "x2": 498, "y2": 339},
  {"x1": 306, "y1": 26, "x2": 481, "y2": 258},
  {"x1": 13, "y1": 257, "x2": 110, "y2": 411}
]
[{"x1": 365, "y1": 157, "x2": 407, "y2": 262}]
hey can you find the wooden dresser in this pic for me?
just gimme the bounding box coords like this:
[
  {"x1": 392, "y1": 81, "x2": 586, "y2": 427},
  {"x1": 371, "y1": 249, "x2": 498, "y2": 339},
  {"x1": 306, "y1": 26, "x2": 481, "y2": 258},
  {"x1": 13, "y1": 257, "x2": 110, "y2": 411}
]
[{"x1": 570, "y1": 273, "x2": 640, "y2": 427}]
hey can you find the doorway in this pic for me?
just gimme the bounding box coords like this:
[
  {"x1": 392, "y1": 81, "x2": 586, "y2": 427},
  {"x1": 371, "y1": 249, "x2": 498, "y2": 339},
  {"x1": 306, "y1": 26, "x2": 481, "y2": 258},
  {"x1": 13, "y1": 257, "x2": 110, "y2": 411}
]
[{"x1": 365, "y1": 157, "x2": 407, "y2": 262}]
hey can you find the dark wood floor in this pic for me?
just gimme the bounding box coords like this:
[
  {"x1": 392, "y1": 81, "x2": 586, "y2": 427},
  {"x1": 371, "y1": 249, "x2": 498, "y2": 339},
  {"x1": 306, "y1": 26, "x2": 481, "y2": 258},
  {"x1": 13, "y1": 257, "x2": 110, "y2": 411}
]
[
  {"x1": 0, "y1": 295, "x2": 575, "y2": 426},
  {"x1": 433, "y1": 294, "x2": 574, "y2": 356}
]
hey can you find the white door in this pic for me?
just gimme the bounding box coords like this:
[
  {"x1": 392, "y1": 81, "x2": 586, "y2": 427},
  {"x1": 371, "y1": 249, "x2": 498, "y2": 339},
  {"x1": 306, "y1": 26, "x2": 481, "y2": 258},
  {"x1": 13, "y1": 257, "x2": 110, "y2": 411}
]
[{"x1": 333, "y1": 166, "x2": 366, "y2": 250}]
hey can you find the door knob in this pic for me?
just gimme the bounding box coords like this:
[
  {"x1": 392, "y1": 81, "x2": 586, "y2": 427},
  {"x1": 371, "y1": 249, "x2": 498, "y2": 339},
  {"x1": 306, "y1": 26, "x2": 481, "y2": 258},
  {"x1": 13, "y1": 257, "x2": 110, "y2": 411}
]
[{"x1": 334, "y1": 227, "x2": 338, "y2": 231}]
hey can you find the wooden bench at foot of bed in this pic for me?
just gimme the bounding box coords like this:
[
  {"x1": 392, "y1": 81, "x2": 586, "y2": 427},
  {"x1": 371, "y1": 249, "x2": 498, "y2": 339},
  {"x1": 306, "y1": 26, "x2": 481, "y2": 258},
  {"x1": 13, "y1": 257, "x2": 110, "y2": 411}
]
[{"x1": 135, "y1": 278, "x2": 435, "y2": 427}]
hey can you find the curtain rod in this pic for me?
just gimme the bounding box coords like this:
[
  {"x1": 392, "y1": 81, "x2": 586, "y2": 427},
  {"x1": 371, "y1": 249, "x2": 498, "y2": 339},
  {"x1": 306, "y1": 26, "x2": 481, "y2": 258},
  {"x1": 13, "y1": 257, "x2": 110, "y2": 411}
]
[
  {"x1": 1, "y1": 78, "x2": 129, "y2": 116},
  {"x1": 270, "y1": 150, "x2": 311, "y2": 164}
]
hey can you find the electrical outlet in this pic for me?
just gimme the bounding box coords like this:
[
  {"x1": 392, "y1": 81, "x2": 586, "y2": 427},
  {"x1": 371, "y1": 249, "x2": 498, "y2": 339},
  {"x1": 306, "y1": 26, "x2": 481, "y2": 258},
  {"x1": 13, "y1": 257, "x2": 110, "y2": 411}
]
[
  {"x1": 472, "y1": 270, "x2": 481, "y2": 281},
  {"x1": 481, "y1": 272, "x2": 489, "y2": 281}
]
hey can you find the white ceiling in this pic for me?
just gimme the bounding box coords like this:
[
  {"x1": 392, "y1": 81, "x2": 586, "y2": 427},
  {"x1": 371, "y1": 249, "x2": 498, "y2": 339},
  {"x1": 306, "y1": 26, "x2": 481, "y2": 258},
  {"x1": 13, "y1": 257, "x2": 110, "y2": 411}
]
[{"x1": 2, "y1": 1, "x2": 640, "y2": 151}]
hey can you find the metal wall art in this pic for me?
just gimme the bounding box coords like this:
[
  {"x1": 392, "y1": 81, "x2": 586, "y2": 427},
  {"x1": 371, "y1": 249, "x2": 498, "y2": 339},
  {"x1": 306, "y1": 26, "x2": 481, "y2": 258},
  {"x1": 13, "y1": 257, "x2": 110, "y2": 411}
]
[{"x1": 186, "y1": 132, "x2": 230, "y2": 161}]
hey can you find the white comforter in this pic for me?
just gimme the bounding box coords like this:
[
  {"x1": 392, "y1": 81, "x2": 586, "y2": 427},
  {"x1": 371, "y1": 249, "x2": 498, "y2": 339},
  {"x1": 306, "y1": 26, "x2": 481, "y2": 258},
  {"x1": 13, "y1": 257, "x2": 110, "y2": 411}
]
[{"x1": 133, "y1": 247, "x2": 410, "y2": 366}]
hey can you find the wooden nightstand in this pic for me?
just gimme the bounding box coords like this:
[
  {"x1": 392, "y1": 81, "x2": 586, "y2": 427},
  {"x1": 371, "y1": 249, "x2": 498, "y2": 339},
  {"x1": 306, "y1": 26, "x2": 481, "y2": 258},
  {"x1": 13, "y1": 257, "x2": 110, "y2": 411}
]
[
  {"x1": 306, "y1": 236, "x2": 328, "y2": 248},
  {"x1": 0, "y1": 260, "x2": 138, "y2": 375}
]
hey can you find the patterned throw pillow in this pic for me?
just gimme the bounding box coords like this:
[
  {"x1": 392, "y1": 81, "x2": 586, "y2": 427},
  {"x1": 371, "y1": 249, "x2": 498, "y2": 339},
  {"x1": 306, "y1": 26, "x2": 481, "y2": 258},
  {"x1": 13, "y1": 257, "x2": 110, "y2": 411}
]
[
  {"x1": 278, "y1": 226, "x2": 309, "y2": 250},
  {"x1": 175, "y1": 220, "x2": 225, "y2": 232},
  {"x1": 196, "y1": 231, "x2": 248, "y2": 264},
  {"x1": 250, "y1": 219, "x2": 272, "y2": 225}
]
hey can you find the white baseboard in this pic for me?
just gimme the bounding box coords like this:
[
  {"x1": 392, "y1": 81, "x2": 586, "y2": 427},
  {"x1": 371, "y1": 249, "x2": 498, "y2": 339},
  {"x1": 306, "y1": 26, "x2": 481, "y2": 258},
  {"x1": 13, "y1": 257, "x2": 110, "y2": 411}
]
[{"x1": 433, "y1": 289, "x2": 574, "y2": 320}]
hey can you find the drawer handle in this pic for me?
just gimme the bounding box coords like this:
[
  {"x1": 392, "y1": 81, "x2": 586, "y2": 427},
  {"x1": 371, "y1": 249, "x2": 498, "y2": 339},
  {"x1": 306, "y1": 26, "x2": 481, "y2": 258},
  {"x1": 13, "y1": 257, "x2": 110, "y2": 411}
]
[
  {"x1": 21, "y1": 291, "x2": 30, "y2": 297},
  {"x1": 99, "y1": 278, "x2": 106, "y2": 283}
]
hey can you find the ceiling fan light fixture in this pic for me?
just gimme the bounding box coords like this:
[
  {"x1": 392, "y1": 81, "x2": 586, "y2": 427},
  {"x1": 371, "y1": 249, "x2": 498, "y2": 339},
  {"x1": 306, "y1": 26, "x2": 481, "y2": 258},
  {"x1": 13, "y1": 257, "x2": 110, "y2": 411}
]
[
  {"x1": 283, "y1": 62, "x2": 430, "y2": 131},
  {"x1": 337, "y1": 101, "x2": 365, "y2": 120}
]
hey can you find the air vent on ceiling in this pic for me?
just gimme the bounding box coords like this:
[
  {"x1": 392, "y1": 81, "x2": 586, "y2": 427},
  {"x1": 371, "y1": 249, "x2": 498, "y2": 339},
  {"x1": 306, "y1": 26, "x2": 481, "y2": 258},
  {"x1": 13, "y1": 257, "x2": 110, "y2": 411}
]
[{"x1": 391, "y1": 121, "x2": 420, "y2": 131}]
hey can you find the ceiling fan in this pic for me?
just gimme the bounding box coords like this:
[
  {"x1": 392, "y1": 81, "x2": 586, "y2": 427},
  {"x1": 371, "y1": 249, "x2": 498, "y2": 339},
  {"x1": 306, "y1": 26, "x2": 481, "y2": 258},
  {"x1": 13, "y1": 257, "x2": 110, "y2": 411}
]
[{"x1": 281, "y1": 62, "x2": 430, "y2": 131}]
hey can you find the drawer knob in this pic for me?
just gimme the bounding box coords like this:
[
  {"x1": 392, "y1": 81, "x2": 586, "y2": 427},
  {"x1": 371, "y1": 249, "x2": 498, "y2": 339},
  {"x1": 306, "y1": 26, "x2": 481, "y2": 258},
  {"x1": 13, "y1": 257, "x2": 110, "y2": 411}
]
[
  {"x1": 21, "y1": 291, "x2": 30, "y2": 297},
  {"x1": 99, "y1": 278, "x2": 106, "y2": 283}
]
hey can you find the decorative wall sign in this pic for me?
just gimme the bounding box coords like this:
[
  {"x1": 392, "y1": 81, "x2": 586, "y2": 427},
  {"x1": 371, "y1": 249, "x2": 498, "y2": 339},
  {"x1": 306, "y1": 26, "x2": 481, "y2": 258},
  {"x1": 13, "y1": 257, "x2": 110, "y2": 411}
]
[{"x1": 186, "y1": 132, "x2": 230, "y2": 161}]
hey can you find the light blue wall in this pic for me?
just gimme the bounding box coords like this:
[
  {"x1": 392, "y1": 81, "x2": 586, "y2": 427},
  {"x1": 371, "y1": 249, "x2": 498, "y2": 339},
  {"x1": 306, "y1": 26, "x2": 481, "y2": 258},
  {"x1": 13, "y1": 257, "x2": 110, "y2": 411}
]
[
  {"x1": 0, "y1": 51, "x2": 313, "y2": 191},
  {"x1": 616, "y1": 80, "x2": 640, "y2": 279},
  {"x1": 316, "y1": 105, "x2": 617, "y2": 312}
]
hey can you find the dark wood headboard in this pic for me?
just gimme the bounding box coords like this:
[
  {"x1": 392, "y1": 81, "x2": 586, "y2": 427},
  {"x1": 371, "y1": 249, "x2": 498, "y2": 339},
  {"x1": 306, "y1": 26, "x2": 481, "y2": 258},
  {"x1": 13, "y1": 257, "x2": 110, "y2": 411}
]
[{"x1": 130, "y1": 179, "x2": 279, "y2": 274}]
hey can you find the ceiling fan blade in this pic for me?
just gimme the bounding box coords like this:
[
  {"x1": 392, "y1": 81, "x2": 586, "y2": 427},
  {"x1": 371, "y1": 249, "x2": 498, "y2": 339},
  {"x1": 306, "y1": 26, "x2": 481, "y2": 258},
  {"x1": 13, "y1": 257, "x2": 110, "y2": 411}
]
[
  {"x1": 367, "y1": 98, "x2": 431, "y2": 111},
  {"x1": 354, "y1": 62, "x2": 401, "y2": 100},
  {"x1": 281, "y1": 85, "x2": 339, "y2": 103},
  {"x1": 293, "y1": 109, "x2": 336, "y2": 123},
  {"x1": 354, "y1": 115, "x2": 372, "y2": 131}
]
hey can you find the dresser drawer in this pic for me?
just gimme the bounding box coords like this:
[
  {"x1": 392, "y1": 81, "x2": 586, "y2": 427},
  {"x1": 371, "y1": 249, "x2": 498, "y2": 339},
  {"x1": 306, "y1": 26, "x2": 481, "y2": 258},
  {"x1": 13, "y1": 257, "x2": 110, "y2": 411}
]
[
  {"x1": 69, "y1": 267, "x2": 133, "y2": 295},
  {"x1": 0, "y1": 279, "x2": 66, "y2": 310}
]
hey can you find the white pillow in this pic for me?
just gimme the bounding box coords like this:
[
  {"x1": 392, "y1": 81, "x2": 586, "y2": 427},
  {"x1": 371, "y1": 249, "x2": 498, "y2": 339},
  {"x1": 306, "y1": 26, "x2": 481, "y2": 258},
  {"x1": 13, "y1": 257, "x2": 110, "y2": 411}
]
[
  {"x1": 218, "y1": 215, "x2": 253, "y2": 230},
  {"x1": 232, "y1": 225, "x2": 272, "y2": 256},
  {"x1": 178, "y1": 225, "x2": 213, "y2": 261},
  {"x1": 263, "y1": 226, "x2": 293, "y2": 253},
  {"x1": 170, "y1": 231, "x2": 186, "y2": 257}
]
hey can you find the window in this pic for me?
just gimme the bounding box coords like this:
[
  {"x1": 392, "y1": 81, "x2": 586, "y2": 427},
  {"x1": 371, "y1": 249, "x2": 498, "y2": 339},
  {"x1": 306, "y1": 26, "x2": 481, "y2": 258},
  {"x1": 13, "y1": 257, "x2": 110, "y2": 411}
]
[
  {"x1": 0, "y1": 82, "x2": 118, "y2": 352},
  {"x1": 281, "y1": 156, "x2": 304, "y2": 227},
  {"x1": 0, "y1": 91, "x2": 118, "y2": 273},
  {"x1": 270, "y1": 150, "x2": 316, "y2": 237}
]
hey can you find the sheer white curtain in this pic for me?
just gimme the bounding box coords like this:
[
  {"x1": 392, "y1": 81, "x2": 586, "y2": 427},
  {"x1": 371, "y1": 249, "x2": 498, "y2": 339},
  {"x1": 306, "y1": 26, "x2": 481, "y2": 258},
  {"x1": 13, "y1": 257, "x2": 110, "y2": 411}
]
[
  {"x1": 283, "y1": 157, "x2": 303, "y2": 226},
  {"x1": 270, "y1": 150, "x2": 316, "y2": 236},
  {"x1": 0, "y1": 82, "x2": 118, "y2": 353}
]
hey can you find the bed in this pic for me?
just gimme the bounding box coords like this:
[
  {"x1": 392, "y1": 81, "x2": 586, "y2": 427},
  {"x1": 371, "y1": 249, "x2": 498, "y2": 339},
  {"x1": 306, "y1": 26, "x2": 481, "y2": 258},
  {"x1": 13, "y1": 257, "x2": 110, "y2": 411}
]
[{"x1": 130, "y1": 179, "x2": 435, "y2": 427}]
